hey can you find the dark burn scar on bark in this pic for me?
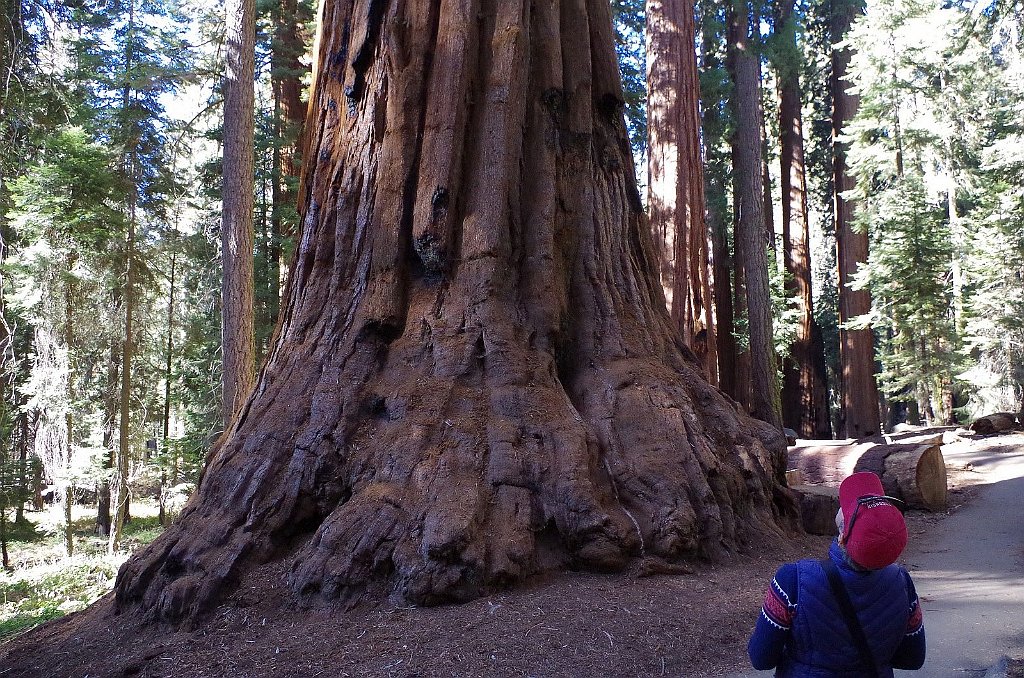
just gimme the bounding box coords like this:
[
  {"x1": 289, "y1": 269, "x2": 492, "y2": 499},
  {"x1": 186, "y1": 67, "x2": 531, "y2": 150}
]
[
  {"x1": 344, "y1": 85, "x2": 358, "y2": 116},
  {"x1": 363, "y1": 394, "x2": 388, "y2": 419},
  {"x1": 431, "y1": 186, "x2": 449, "y2": 213},
  {"x1": 414, "y1": 232, "x2": 446, "y2": 275},
  {"x1": 541, "y1": 87, "x2": 564, "y2": 119},
  {"x1": 357, "y1": 318, "x2": 403, "y2": 344},
  {"x1": 596, "y1": 92, "x2": 624, "y2": 123},
  {"x1": 331, "y1": 47, "x2": 347, "y2": 80},
  {"x1": 542, "y1": 88, "x2": 565, "y2": 150},
  {"x1": 346, "y1": 0, "x2": 387, "y2": 114}
]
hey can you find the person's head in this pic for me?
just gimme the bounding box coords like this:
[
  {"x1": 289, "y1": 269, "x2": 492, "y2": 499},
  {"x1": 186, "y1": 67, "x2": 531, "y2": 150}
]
[{"x1": 835, "y1": 472, "x2": 908, "y2": 570}]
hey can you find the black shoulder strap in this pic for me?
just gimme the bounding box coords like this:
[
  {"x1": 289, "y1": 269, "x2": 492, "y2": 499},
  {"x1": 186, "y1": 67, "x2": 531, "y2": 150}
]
[{"x1": 821, "y1": 559, "x2": 879, "y2": 677}]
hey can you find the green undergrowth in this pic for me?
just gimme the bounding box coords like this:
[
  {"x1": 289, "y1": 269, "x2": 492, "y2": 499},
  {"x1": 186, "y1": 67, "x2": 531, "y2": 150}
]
[{"x1": 0, "y1": 502, "x2": 165, "y2": 642}]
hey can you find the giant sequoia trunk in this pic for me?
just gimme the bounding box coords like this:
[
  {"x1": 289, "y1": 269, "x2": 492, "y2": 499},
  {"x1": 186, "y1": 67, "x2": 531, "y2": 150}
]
[
  {"x1": 115, "y1": 0, "x2": 792, "y2": 624},
  {"x1": 646, "y1": 0, "x2": 717, "y2": 385},
  {"x1": 777, "y1": 0, "x2": 831, "y2": 440}
]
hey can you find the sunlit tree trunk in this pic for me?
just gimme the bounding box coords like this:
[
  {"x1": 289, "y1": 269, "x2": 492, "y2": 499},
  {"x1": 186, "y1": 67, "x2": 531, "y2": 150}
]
[{"x1": 646, "y1": 0, "x2": 717, "y2": 384}]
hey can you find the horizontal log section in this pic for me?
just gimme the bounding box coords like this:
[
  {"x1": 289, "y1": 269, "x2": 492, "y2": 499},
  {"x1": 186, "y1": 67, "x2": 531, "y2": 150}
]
[
  {"x1": 788, "y1": 440, "x2": 947, "y2": 512},
  {"x1": 970, "y1": 413, "x2": 1018, "y2": 435}
]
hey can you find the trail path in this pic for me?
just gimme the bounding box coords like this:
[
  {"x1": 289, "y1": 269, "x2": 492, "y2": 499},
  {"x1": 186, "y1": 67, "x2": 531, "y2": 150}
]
[
  {"x1": 731, "y1": 432, "x2": 1024, "y2": 678},
  {"x1": 896, "y1": 435, "x2": 1024, "y2": 677}
]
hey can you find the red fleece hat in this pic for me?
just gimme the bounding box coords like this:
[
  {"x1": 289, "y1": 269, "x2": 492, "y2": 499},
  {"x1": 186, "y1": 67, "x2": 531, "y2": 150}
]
[{"x1": 839, "y1": 472, "x2": 908, "y2": 570}]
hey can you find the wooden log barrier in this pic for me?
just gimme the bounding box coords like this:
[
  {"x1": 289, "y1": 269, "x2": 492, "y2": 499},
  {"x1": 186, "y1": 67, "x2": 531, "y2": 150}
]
[
  {"x1": 854, "y1": 443, "x2": 947, "y2": 512},
  {"x1": 792, "y1": 484, "x2": 840, "y2": 536},
  {"x1": 788, "y1": 440, "x2": 947, "y2": 512}
]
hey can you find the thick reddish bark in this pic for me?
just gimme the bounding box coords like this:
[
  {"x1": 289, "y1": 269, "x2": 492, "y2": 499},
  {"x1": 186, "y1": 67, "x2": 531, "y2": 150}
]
[
  {"x1": 832, "y1": 0, "x2": 879, "y2": 438},
  {"x1": 646, "y1": 0, "x2": 717, "y2": 385},
  {"x1": 115, "y1": 0, "x2": 792, "y2": 623},
  {"x1": 702, "y1": 17, "x2": 737, "y2": 402},
  {"x1": 726, "y1": 3, "x2": 781, "y2": 429},
  {"x1": 269, "y1": 0, "x2": 310, "y2": 328},
  {"x1": 777, "y1": 0, "x2": 831, "y2": 440}
]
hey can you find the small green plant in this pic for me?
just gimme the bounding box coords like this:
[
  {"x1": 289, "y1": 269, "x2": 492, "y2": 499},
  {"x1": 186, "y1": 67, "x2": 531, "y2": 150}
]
[{"x1": 0, "y1": 604, "x2": 63, "y2": 641}]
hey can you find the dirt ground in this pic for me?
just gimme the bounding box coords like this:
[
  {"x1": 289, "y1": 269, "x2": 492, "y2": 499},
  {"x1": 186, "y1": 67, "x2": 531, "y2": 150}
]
[{"x1": 0, "y1": 438, "x2": 991, "y2": 678}]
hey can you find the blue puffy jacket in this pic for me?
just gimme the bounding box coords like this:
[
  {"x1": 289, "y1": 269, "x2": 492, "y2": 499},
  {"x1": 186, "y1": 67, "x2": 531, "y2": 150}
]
[{"x1": 748, "y1": 540, "x2": 926, "y2": 677}]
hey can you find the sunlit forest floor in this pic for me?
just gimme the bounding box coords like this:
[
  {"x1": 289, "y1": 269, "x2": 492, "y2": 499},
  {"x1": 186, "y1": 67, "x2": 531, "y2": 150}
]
[{"x1": 0, "y1": 501, "x2": 164, "y2": 640}]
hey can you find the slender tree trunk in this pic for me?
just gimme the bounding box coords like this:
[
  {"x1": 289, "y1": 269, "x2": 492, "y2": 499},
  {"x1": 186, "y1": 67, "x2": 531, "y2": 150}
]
[
  {"x1": 116, "y1": 0, "x2": 793, "y2": 624},
  {"x1": 777, "y1": 0, "x2": 831, "y2": 439},
  {"x1": 646, "y1": 0, "x2": 717, "y2": 384},
  {"x1": 701, "y1": 12, "x2": 738, "y2": 402},
  {"x1": 109, "y1": 2, "x2": 140, "y2": 550},
  {"x1": 0, "y1": 502, "x2": 8, "y2": 569},
  {"x1": 96, "y1": 342, "x2": 118, "y2": 536},
  {"x1": 727, "y1": 1, "x2": 781, "y2": 429},
  {"x1": 110, "y1": 183, "x2": 137, "y2": 553},
  {"x1": 63, "y1": 267, "x2": 75, "y2": 557},
  {"x1": 15, "y1": 425, "x2": 26, "y2": 522},
  {"x1": 222, "y1": 0, "x2": 257, "y2": 427},
  {"x1": 832, "y1": 0, "x2": 879, "y2": 438},
  {"x1": 160, "y1": 253, "x2": 176, "y2": 525}
]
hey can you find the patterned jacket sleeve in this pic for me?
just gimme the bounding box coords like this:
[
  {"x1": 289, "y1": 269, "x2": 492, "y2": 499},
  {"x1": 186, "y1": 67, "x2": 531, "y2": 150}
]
[
  {"x1": 748, "y1": 564, "x2": 798, "y2": 670},
  {"x1": 890, "y1": 568, "x2": 926, "y2": 669}
]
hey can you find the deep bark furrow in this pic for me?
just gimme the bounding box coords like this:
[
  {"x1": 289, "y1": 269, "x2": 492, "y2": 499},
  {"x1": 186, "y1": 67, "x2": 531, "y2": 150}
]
[{"x1": 412, "y1": 0, "x2": 479, "y2": 266}]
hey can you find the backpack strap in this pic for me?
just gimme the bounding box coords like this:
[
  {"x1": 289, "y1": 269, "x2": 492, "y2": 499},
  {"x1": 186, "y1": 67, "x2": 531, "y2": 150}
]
[{"x1": 821, "y1": 559, "x2": 880, "y2": 677}]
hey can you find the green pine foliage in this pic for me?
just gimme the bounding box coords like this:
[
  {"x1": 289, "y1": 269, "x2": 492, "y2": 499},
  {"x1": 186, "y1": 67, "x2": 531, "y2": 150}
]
[
  {"x1": 612, "y1": 0, "x2": 647, "y2": 167},
  {"x1": 845, "y1": 0, "x2": 1024, "y2": 419},
  {"x1": 850, "y1": 175, "x2": 958, "y2": 402}
]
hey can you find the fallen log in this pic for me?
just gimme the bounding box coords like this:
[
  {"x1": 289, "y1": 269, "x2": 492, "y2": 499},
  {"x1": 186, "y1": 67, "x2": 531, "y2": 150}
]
[
  {"x1": 854, "y1": 443, "x2": 947, "y2": 512},
  {"x1": 786, "y1": 441, "x2": 876, "y2": 486},
  {"x1": 788, "y1": 440, "x2": 947, "y2": 512},
  {"x1": 970, "y1": 412, "x2": 1018, "y2": 435}
]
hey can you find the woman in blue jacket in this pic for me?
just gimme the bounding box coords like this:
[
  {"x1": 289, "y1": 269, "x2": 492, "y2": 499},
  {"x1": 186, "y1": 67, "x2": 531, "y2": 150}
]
[{"x1": 748, "y1": 472, "x2": 926, "y2": 677}]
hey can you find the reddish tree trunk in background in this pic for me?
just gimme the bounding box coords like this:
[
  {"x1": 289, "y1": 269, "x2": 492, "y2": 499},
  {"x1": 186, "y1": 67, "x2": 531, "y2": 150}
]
[
  {"x1": 702, "y1": 16, "x2": 738, "y2": 403},
  {"x1": 269, "y1": 0, "x2": 310, "y2": 329},
  {"x1": 832, "y1": 0, "x2": 879, "y2": 438},
  {"x1": 221, "y1": 0, "x2": 257, "y2": 426},
  {"x1": 777, "y1": 0, "x2": 832, "y2": 440},
  {"x1": 727, "y1": 2, "x2": 782, "y2": 429},
  {"x1": 646, "y1": 0, "x2": 717, "y2": 385},
  {"x1": 115, "y1": 0, "x2": 792, "y2": 624}
]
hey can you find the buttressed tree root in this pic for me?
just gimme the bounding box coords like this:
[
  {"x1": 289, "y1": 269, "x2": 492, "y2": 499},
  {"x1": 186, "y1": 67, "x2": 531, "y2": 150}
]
[{"x1": 115, "y1": 0, "x2": 795, "y2": 624}]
